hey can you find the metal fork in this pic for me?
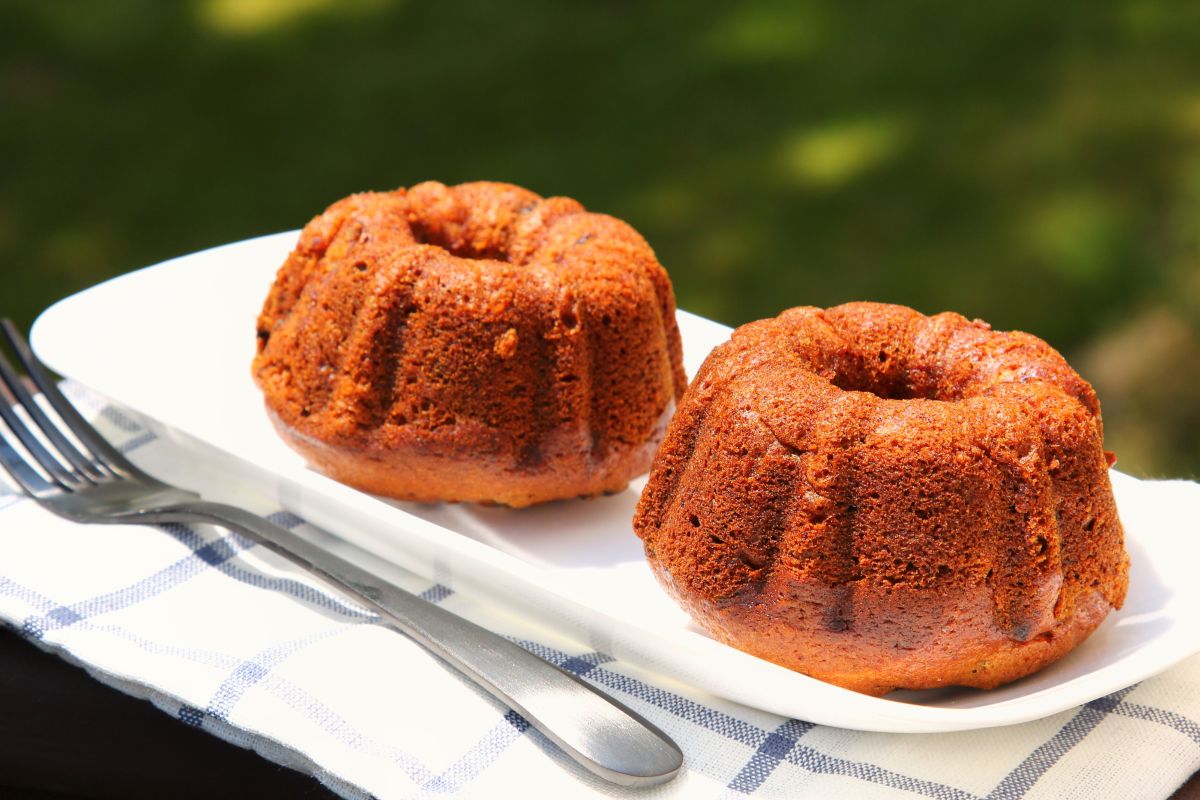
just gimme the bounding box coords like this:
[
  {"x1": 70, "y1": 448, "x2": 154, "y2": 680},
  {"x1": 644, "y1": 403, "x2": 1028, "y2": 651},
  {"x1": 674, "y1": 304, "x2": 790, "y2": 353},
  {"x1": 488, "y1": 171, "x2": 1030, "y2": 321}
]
[{"x1": 0, "y1": 318, "x2": 682, "y2": 788}]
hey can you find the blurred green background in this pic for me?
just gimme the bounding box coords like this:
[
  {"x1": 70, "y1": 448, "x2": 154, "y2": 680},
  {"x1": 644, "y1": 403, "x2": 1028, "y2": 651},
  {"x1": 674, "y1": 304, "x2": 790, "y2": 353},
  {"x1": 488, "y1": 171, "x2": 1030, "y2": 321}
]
[{"x1": 3, "y1": 1, "x2": 1198, "y2": 478}]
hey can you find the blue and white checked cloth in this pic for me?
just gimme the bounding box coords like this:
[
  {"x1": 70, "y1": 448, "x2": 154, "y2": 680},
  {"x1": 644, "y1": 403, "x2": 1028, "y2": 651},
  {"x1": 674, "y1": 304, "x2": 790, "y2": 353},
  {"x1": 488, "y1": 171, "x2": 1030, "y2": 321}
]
[{"x1": 2, "y1": 385, "x2": 1199, "y2": 800}]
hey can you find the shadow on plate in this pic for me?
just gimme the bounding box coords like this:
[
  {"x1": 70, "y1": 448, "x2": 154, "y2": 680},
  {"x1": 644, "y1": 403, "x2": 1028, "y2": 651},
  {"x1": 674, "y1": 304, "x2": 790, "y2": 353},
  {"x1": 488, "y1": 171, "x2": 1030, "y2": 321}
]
[{"x1": 392, "y1": 478, "x2": 650, "y2": 571}]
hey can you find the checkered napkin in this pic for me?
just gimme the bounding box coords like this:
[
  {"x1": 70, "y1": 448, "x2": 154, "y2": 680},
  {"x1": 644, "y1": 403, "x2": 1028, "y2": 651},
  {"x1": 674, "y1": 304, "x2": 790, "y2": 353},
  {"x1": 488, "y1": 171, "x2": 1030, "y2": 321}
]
[{"x1": 2, "y1": 386, "x2": 1199, "y2": 800}]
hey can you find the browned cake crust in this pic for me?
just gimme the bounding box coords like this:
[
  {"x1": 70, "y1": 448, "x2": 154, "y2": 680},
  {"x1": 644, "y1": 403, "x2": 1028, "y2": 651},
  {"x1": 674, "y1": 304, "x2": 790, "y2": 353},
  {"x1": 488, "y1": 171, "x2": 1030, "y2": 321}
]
[
  {"x1": 633, "y1": 302, "x2": 1129, "y2": 695},
  {"x1": 253, "y1": 181, "x2": 687, "y2": 507}
]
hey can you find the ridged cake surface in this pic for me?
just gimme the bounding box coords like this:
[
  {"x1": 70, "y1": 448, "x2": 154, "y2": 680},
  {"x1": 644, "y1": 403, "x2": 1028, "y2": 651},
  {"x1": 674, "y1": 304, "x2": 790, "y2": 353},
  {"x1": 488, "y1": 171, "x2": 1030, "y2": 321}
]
[
  {"x1": 634, "y1": 302, "x2": 1128, "y2": 695},
  {"x1": 254, "y1": 181, "x2": 686, "y2": 507}
]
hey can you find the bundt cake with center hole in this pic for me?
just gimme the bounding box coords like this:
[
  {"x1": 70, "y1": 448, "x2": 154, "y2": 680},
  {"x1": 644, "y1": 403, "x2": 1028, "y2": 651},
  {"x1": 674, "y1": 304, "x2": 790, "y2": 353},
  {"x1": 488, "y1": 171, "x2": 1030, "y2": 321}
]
[
  {"x1": 633, "y1": 302, "x2": 1129, "y2": 696},
  {"x1": 253, "y1": 181, "x2": 687, "y2": 507}
]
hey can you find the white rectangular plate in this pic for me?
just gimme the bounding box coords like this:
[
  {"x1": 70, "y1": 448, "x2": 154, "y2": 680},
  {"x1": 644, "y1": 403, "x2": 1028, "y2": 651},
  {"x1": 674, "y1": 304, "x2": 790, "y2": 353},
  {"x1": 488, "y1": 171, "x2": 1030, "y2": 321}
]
[{"x1": 30, "y1": 232, "x2": 1200, "y2": 732}]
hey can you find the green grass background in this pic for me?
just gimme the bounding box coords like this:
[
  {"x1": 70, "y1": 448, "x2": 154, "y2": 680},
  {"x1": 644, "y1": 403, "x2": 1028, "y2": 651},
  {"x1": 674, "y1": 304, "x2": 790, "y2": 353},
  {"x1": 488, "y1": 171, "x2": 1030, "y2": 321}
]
[{"x1": 3, "y1": 0, "x2": 1198, "y2": 477}]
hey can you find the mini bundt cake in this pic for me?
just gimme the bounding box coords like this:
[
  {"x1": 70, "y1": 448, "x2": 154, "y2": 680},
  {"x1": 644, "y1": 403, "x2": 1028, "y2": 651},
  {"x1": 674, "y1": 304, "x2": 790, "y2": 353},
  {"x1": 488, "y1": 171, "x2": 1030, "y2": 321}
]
[
  {"x1": 254, "y1": 181, "x2": 686, "y2": 507},
  {"x1": 634, "y1": 302, "x2": 1129, "y2": 695}
]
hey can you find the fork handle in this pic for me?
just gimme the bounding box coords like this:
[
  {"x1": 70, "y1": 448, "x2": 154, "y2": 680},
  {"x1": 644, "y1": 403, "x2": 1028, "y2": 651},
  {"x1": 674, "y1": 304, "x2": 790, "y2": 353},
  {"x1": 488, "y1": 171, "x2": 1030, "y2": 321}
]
[{"x1": 154, "y1": 500, "x2": 682, "y2": 787}]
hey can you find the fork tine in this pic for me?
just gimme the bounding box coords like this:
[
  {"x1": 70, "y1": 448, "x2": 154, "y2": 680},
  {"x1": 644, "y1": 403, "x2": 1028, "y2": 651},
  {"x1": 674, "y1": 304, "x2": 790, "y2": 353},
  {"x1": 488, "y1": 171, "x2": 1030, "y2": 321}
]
[
  {"x1": 0, "y1": 333, "x2": 107, "y2": 483},
  {"x1": 0, "y1": 425, "x2": 59, "y2": 499},
  {"x1": 1, "y1": 319, "x2": 145, "y2": 482},
  {"x1": 0, "y1": 370, "x2": 82, "y2": 490}
]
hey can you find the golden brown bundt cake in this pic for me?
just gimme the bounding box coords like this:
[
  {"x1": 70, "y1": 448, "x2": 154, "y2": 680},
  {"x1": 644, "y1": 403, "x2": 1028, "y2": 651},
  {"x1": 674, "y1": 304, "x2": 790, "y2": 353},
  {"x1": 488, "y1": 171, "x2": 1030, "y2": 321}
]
[
  {"x1": 253, "y1": 181, "x2": 687, "y2": 507},
  {"x1": 634, "y1": 302, "x2": 1129, "y2": 696}
]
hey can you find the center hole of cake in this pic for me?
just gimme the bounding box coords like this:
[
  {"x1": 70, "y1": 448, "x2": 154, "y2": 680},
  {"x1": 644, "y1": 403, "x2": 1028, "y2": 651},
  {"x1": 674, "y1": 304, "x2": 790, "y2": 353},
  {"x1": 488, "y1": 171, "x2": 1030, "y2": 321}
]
[
  {"x1": 828, "y1": 360, "x2": 946, "y2": 401},
  {"x1": 410, "y1": 220, "x2": 512, "y2": 263}
]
